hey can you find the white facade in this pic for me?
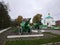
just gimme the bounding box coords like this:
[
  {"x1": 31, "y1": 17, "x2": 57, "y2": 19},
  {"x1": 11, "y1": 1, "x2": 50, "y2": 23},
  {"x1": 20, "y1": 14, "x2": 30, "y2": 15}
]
[{"x1": 44, "y1": 14, "x2": 55, "y2": 27}]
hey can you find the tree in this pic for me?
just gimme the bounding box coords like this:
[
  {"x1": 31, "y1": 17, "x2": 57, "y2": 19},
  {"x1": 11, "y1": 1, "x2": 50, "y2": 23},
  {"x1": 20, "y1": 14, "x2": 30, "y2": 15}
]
[
  {"x1": 32, "y1": 14, "x2": 42, "y2": 29},
  {"x1": 32, "y1": 14, "x2": 42, "y2": 23},
  {"x1": 16, "y1": 16, "x2": 23, "y2": 26},
  {"x1": 0, "y1": 2, "x2": 11, "y2": 29},
  {"x1": 10, "y1": 19, "x2": 18, "y2": 27}
]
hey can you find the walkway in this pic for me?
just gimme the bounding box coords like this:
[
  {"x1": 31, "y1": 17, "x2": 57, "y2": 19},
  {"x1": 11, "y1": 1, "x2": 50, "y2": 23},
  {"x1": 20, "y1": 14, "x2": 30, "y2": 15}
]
[{"x1": 0, "y1": 27, "x2": 11, "y2": 45}]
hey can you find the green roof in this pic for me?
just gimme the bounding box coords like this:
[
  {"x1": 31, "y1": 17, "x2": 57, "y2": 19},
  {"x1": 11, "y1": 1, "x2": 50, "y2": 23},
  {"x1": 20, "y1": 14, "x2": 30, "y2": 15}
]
[{"x1": 45, "y1": 15, "x2": 53, "y2": 19}]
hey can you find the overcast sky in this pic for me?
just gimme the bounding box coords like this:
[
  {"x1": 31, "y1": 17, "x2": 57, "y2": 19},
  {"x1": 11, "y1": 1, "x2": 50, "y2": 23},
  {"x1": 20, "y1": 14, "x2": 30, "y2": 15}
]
[{"x1": 0, "y1": 0, "x2": 60, "y2": 22}]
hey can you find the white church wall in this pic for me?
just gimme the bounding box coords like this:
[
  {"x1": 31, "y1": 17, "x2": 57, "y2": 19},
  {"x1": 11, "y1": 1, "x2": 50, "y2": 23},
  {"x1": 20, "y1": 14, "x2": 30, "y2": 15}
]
[{"x1": 44, "y1": 18, "x2": 55, "y2": 27}]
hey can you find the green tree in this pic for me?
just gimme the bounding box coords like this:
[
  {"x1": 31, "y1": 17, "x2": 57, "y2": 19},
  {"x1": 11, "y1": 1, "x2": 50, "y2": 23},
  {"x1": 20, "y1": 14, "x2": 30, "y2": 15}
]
[{"x1": 0, "y1": 2, "x2": 11, "y2": 29}]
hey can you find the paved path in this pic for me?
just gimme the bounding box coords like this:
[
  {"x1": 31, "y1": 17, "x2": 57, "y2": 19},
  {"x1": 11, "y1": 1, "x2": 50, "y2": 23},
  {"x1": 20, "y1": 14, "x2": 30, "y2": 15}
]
[
  {"x1": 45, "y1": 30, "x2": 60, "y2": 35},
  {"x1": 0, "y1": 28, "x2": 60, "y2": 45},
  {"x1": 32, "y1": 30, "x2": 60, "y2": 35},
  {"x1": 0, "y1": 27, "x2": 12, "y2": 45},
  {"x1": 0, "y1": 27, "x2": 11, "y2": 34}
]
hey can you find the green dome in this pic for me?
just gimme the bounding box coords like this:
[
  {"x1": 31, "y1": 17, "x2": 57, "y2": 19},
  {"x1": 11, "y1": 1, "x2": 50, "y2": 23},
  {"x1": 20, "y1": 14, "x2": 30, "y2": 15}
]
[{"x1": 45, "y1": 15, "x2": 53, "y2": 19}]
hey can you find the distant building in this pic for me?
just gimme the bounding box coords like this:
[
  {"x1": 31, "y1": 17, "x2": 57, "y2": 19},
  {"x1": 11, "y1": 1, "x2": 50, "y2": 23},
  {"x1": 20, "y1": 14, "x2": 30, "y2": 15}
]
[
  {"x1": 44, "y1": 13, "x2": 55, "y2": 27},
  {"x1": 56, "y1": 21, "x2": 60, "y2": 26}
]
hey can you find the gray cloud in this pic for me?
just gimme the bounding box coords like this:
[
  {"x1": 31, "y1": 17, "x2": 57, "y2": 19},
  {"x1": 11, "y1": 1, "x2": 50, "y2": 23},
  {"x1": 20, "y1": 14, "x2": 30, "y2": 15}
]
[{"x1": 0, "y1": 0, "x2": 60, "y2": 21}]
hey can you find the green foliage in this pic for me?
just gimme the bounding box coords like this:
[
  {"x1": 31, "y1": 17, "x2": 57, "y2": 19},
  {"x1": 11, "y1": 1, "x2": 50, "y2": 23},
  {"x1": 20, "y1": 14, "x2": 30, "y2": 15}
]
[
  {"x1": 0, "y1": 2, "x2": 11, "y2": 29},
  {"x1": 51, "y1": 26, "x2": 60, "y2": 30},
  {"x1": 20, "y1": 18, "x2": 31, "y2": 33}
]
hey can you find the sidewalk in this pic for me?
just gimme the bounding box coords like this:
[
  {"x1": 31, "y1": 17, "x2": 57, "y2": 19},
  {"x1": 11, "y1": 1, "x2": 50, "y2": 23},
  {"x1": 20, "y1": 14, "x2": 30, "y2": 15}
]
[
  {"x1": 45, "y1": 30, "x2": 60, "y2": 35},
  {"x1": 0, "y1": 27, "x2": 11, "y2": 34},
  {"x1": 0, "y1": 27, "x2": 11, "y2": 45}
]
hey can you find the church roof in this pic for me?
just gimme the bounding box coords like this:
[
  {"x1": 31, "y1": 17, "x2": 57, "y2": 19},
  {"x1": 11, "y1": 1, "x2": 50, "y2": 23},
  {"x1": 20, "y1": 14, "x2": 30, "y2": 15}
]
[{"x1": 45, "y1": 15, "x2": 53, "y2": 19}]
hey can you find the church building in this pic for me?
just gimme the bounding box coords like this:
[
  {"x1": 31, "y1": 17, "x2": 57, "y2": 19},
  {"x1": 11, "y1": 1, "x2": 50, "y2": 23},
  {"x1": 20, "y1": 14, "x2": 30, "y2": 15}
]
[{"x1": 44, "y1": 13, "x2": 55, "y2": 27}]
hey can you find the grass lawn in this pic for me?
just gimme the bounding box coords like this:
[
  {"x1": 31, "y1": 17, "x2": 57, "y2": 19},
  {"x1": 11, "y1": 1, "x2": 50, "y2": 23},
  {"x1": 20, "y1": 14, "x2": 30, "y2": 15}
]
[{"x1": 5, "y1": 32, "x2": 60, "y2": 45}]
